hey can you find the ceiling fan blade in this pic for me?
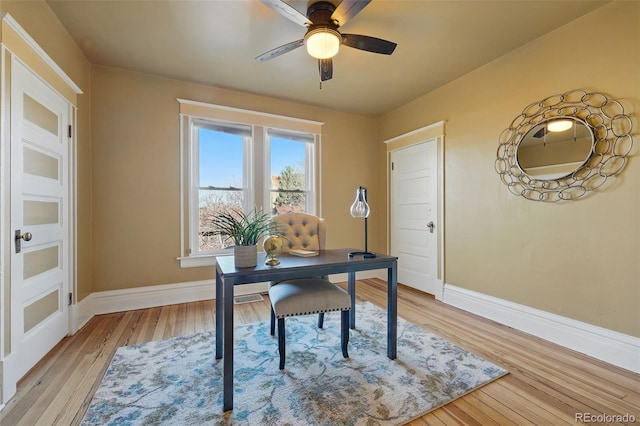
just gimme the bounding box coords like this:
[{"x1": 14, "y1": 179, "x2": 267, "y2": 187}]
[
  {"x1": 331, "y1": 0, "x2": 371, "y2": 27},
  {"x1": 342, "y1": 34, "x2": 397, "y2": 55},
  {"x1": 319, "y1": 58, "x2": 333, "y2": 81},
  {"x1": 260, "y1": 0, "x2": 311, "y2": 27},
  {"x1": 255, "y1": 39, "x2": 304, "y2": 62}
]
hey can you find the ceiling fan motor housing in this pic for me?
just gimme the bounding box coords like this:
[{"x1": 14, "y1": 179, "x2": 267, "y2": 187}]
[
  {"x1": 305, "y1": 2, "x2": 341, "y2": 39},
  {"x1": 307, "y1": 1, "x2": 338, "y2": 24}
]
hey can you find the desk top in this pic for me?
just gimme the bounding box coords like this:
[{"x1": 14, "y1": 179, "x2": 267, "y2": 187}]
[{"x1": 215, "y1": 248, "x2": 397, "y2": 282}]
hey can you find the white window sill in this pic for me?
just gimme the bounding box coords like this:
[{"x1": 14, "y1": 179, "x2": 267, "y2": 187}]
[{"x1": 177, "y1": 254, "x2": 227, "y2": 268}]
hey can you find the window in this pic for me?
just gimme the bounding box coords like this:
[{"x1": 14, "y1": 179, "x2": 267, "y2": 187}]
[
  {"x1": 178, "y1": 99, "x2": 323, "y2": 263},
  {"x1": 194, "y1": 120, "x2": 251, "y2": 253},
  {"x1": 267, "y1": 129, "x2": 315, "y2": 215}
]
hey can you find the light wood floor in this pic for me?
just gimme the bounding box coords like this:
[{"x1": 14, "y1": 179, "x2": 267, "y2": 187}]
[{"x1": 1, "y1": 279, "x2": 638, "y2": 425}]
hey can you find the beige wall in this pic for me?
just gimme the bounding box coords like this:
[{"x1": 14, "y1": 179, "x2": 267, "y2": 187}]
[
  {"x1": 378, "y1": 2, "x2": 640, "y2": 337},
  {"x1": 90, "y1": 65, "x2": 378, "y2": 292}
]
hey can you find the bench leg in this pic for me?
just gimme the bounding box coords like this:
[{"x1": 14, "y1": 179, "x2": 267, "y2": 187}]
[
  {"x1": 341, "y1": 310, "x2": 350, "y2": 358},
  {"x1": 277, "y1": 317, "x2": 286, "y2": 370}
]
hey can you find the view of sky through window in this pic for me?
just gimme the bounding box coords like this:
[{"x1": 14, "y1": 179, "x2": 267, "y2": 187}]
[
  {"x1": 270, "y1": 137, "x2": 306, "y2": 186},
  {"x1": 198, "y1": 129, "x2": 306, "y2": 188},
  {"x1": 199, "y1": 129, "x2": 243, "y2": 188}
]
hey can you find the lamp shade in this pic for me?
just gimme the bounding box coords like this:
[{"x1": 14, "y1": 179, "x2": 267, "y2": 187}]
[
  {"x1": 350, "y1": 186, "x2": 370, "y2": 218},
  {"x1": 305, "y1": 27, "x2": 341, "y2": 59}
]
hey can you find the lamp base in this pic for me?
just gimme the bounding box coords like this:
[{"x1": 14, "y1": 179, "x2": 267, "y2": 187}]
[{"x1": 348, "y1": 251, "x2": 376, "y2": 259}]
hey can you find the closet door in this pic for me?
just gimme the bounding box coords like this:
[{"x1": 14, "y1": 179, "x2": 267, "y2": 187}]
[
  {"x1": 390, "y1": 140, "x2": 439, "y2": 295},
  {"x1": 9, "y1": 57, "x2": 71, "y2": 386}
]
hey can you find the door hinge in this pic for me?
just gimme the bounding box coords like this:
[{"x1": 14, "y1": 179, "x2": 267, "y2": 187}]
[
  {"x1": 68, "y1": 125, "x2": 72, "y2": 138},
  {"x1": 392, "y1": 162, "x2": 394, "y2": 171},
  {"x1": 68, "y1": 292, "x2": 73, "y2": 306}
]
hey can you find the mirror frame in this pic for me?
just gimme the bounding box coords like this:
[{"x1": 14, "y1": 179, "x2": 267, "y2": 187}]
[{"x1": 495, "y1": 90, "x2": 633, "y2": 202}]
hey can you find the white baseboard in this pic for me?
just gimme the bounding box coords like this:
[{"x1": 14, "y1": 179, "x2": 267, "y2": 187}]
[
  {"x1": 331, "y1": 270, "x2": 384, "y2": 284},
  {"x1": 70, "y1": 293, "x2": 95, "y2": 334},
  {"x1": 70, "y1": 279, "x2": 265, "y2": 329},
  {"x1": 91, "y1": 280, "x2": 218, "y2": 316},
  {"x1": 68, "y1": 270, "x2": 382, "y2": 334},
  {"x1": 443, "y1": 284, "x2": 640, "y2": 374}
]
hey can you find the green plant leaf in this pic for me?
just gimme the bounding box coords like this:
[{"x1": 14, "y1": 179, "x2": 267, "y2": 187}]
[{"x1": 209, "y1": 208, "x2": 281, "y2": 246}]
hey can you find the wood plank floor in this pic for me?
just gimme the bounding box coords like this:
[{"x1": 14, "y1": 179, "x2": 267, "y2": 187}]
[{"x1": 1, "y1": 279, "x2": 638, "y2": 425}]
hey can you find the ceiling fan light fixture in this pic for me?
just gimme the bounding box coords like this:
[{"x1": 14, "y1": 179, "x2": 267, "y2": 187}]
[
  {"x1": 547, "y1": 119, "x2": 573, "y2": 132},
  {"x1": 305, "y1": 27, "x2": 341, "y2": 59}
]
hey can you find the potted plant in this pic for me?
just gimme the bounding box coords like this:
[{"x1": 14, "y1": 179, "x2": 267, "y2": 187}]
[{"x1": 211, "y1": 208, "x2": 277, "y2": 268}]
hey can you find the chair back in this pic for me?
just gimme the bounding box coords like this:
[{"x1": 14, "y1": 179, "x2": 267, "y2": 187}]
[{"x1": 273, "y1": 213, "x2": 326, "y2": 253}]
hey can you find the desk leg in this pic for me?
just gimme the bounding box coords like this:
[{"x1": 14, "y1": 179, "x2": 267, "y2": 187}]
[
  {"x1": 387, "y1": 261, "x2": 397, "y2": 360},
  {"x1": 215, "y1": 270, "x2": 223, "y2": 359},
  {"x1": 223, "y1": 277, "x2": 235, "y2": 411},
  {"x1": 348, "y1": 271, "x2": 356, "y2": 329}
]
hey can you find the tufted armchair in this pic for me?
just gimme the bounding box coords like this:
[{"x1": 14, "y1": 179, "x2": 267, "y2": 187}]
[
  {"x1": 270, "y1": 213, "x2": 328, "y2": 333},
  {"x1": 268, "y1": 213, "x2": 351, "y2": 369}
]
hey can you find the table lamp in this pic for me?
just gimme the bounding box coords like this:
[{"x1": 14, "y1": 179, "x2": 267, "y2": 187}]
[{"x1": 348, "y1": 186, "x2": 376, "y2": 258}]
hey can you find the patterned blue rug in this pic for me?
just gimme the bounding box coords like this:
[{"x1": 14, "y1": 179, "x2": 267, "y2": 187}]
[{"x1": 82, "y1": 301, "x2": 507, "y2": 425}]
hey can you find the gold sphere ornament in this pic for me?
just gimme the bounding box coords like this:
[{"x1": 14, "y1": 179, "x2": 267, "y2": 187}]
[{"x1": 263, "y1": 235, "x2": 284, "y2": 266}]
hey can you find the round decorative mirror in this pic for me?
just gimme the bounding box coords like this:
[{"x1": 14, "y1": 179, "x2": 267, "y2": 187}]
[{"x1": 495, "y1": 90, "x2": 633, "y2": 202}]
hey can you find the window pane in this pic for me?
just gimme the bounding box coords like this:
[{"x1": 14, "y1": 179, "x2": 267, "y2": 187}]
[
  {"x1": 270, "y1": 136, "x2": 307, "y2": 214},
  {"x1": 198, "y1": 189, "x2": 243, "y2": 251},
  {"x1": 198, "y1": 127, "x2": 243, "y2": 188}
]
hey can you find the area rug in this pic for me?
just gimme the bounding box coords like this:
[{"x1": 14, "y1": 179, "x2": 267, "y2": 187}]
[{"x1": 81, "y1": 301, "x2": 507, "y2": 425}]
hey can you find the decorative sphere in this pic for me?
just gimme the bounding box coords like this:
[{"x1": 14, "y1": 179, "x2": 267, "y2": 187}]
[{"x1": 263, "y1": 235, "x2": 284, "y2": 257}]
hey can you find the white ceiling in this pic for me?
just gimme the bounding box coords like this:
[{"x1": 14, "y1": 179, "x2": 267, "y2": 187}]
[{"x1": 46, "y1": 0, "x2": 607, "y2": 117}]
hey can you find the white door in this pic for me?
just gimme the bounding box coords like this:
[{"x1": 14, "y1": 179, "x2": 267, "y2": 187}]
[
  {"x1": 390, "y1": 140, "x2": 439, "y2": 296},
  {"x1": 8, "y1": 58, "x2": 71, "y2": 390}
]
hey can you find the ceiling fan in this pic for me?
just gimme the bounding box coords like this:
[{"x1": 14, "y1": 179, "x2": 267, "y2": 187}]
[{"x1": 256, "y1": 0, "x2": 397, "y2": 82}]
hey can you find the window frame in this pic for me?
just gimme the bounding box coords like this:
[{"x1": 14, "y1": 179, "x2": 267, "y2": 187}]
[
  {"x1": 190, "y1": 119, "x2": 253, "y2": 256},
  {"x1": 178, "y1": 99, "x2": 323, "y2": 267}
]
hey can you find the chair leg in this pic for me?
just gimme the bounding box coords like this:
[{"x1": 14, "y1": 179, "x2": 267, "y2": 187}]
[
  {"x1": 341, "y1": 310, "x2": 349, "y2": 358},
  {"x1": 277, "y1": 317, "x2": 286, "y2": 370},
  {"x1": 270, "y1": 306, "x2": 276, "y2": 336},
  {"x1": 317, "y1": 312, "x2": 325, "y2": 328}
]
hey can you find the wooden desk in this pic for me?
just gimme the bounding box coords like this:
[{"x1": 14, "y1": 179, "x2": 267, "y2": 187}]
[{"x1": 215, "y1": 248, "x2": 398, "y2": 411}]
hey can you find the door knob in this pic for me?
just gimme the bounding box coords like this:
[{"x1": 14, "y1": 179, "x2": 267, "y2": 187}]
[
  {"x1": 427, "y1": 221, "x2": 435, "y2": 233},
  {"x1": 15, "y1": 230, "x2": 32, "y2": 253}
]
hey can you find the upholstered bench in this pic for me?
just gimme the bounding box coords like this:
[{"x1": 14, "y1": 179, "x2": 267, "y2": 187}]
[{"x1": 269, "y1": 277, "x2": 351, "y2": 370}]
